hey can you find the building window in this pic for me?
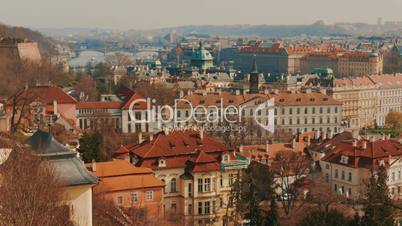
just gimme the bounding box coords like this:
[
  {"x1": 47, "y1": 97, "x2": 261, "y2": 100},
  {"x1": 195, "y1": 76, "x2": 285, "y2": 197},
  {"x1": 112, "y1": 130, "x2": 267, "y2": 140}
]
[
  {"x1": 325, "y1": 173, "x2": 329, "y2": 182},
  {"x1": 289, "y1": 108, "x2": 293, "y2": 115},
  {"x1": 131, "y1": 192, "x2": 138, "y2": 204},
  {"x1": 304, "y1": 108, "x2": 308, "y2": 114},
  {"x1": 188, "y1": 204, "x2": 193, "y2": 215},
  {"x1": 198, "y1": 202, "x2": 203, "y2": 215},
  {"x1": 334, "y1": 184, "x2": 337, "y2": 192},
  {"x1": 117, "y1": 196, "x2": 123, "y2": 205},
  {"x1": 341, "y1": 171, "x2": 345, "y2": 180},
  {"x1": 171, "y1": 178, "x2": 177, "y2": 193},
  {"x1": 229, "y1": 174, "x2": 236, "y2": 186},
  {"x1": 171, "y1": 202, "x2": 177, "y2": 211},
  {"x1": 335, "y1": 169, "x2": 338, "y2": 178},
  {"x1": 297, "y1": 108, "x2": 300, "y2": 114},
  {"x1": 204, "y1": 178, "x2": 211, "y2": 192},
  {"x1": 135, "y1": 123, "x2": 141, "y2": 132},
  {"x1": 198, "y1": 178, "x2": 203, "y2": 192},
  {"x1": 205, "y1": 201, "x2": 210, "y2": 215},
  {"x1": 146, "y1": 191, "x2": 153, "y2": 201},
  {"x1": 135, "y1": 112, "x2": 141, "y2": 120},
  {"x1": 188, "y1": 183, "x2": 192, "y2": 197},
  {"x1": 348, "y1": 188, "x2": 352, "y2": 196},
  {"x1": 348, "y1": 172, "x2": 352, "y2": 182}
]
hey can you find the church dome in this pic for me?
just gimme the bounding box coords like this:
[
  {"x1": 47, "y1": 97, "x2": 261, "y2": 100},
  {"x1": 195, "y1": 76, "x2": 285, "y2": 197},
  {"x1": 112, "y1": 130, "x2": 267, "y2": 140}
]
[{"x1": 191, "y1": 42, "x2": 213, "y2": 61}]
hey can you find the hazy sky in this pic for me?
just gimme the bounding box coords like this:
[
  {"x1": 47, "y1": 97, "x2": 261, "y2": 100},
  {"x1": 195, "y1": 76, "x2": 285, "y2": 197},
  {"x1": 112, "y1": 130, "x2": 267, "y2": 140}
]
[{"x1": 0, "y1": 0, "x2": 401, "y2": 30}]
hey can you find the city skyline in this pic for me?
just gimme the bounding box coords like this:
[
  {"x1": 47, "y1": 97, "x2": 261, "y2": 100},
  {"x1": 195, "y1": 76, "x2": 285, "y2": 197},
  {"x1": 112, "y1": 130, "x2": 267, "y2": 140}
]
[{"x1": 0, "y1": 0, "x2": 401, "y2": 30}]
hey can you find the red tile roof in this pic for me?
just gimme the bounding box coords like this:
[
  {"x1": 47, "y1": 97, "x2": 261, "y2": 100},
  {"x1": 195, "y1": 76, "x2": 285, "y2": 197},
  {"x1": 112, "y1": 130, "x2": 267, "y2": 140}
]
[
  {"x1": 322, "y1": 138, "x2": 402, "y2": 169},
  {"x1": 121, "y1": 92, "x2": 148, "y2": 110},
  {"x1": 117, "y1": 129, "x2": 232, "y2": 170},
  {"x1": 11, "y1": 85, "x2": 77, "y2": 105},
  {"x1": 86, "y1": 159, "x2": 152, "y2": 178}
]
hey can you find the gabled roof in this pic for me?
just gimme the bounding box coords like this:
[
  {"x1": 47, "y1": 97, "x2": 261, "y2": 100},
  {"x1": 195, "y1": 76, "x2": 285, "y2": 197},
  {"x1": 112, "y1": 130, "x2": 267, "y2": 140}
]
[
  {"x1": 130, "y1": 129, "x2": 231, "y2": 159},
  {"x1": 322, "y1": 138, "x2": 402, "y2": 169},
  {"x1": 121, "y1": 92, "x2": 148, "y2": 110},
  {"x1": 11, "y1": 85, "x2": 77, "y2": 105}
]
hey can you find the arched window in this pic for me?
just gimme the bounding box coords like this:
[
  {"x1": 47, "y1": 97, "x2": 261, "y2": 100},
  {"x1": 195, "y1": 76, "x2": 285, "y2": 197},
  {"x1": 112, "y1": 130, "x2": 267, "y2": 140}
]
[{"x1": 171, "y1": 178, "x2": 177, "y2": 193}]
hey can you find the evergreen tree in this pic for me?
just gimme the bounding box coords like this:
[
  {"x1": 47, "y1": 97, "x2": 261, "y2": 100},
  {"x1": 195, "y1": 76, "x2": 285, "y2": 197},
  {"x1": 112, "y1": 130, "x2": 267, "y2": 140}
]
[
  {"x1": 297, "y1": 209, "x2": 349, "y2": 226},
  {"x1": 348, "y1": 211, "x2": 361, "y2": 226},
  {"x1": 77, "y1": 132, "x2": 102, "y2": 163},
  {"x1": 361, "y1": 165, "x2": 394, "y2": 226}
]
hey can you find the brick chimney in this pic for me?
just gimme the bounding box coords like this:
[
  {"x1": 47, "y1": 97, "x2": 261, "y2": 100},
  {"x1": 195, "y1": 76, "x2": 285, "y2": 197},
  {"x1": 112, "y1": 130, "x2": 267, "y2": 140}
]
[
  {"x1": 199, "y1": 127, "x2": 204, "y2": 140},
  {"x1": 92, "y1": 159, "x2": 96, "y2": 172},
  {"x1": 138, "y1": 132, "x2": 143, "y2": 143},
  {"x1": 53, "y1": 99, "x2": 58, "y2": 115}
]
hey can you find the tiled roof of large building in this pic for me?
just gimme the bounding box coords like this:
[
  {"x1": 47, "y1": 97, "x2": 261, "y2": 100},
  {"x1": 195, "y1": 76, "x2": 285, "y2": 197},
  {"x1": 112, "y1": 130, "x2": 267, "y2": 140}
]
[
  {"x1": 85, "y1": 159, "x2": 152, "y2": 177},
  {"x1": 322, "y1": 137, "x2": 402, "y2": 169},
  {"x1": 131, "y1": 129, "x2": 231, "y2": 159},
  {"x1": 116, "y1": 129, "x2": 233, "y2": 170},
  {"x1": 11, "y1": 85, "x2": 77, "y2": 105},
  {"x1": 177, "y1": 90, "x2": 339, "y2": 108},
  {"x1": 86, "y1": 159, "x2": 164, "y2": 193},
  {"x1": 334, "y1": 74, "x2": 402, "y2": 88}
]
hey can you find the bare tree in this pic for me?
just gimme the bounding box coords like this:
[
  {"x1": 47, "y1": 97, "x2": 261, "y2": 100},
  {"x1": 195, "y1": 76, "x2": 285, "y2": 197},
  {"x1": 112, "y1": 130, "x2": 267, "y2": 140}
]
[
  {"x1": 272, "y1": 152, "x2": 312, "y2": 216},
  {"x1": 0, "y1": 148, "x2": 72, "y2": 226}
]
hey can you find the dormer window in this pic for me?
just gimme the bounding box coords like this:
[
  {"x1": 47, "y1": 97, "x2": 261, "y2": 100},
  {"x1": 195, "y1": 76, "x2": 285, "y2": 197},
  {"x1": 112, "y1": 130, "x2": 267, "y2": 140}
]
[
  {"x1": 310, "y1": 98, "x2": 315, "y2": 102},
  {"x1": 158, "y1": 158, "x2": 166, "y2": 167},
  {"x1": 279, "y1": 98, "x2": 285, "y2": 102},
  {"x1": 296, "y1": 98, "x2": 301, "y2": 102},
  {"x1": 340, "y1": 155, "x2": 349, "y2": 164},
  {"x1": 222, "y1": 154, "x2": 229, "y2": 163}
]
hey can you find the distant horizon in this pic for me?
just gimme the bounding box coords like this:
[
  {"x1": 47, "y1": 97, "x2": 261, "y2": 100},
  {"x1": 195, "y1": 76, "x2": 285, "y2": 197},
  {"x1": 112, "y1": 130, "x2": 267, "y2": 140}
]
[{"x1": 0, "y1": 0, "x2": 401, "y2": 30}]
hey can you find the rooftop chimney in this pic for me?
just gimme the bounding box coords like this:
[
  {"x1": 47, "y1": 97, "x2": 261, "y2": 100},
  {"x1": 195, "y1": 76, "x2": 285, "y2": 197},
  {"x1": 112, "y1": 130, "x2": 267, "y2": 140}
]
[
  {"x1": 265, "y1": 141, "x2": 269, "y2": 153},
  {"x1": 387, "y1": 134, "x2": 391, "y2": 140},
  {"x1": 264, "y1": 89, "x2": 269, "y2": 95},
  {"x1": 292, "y1": 138, "x2": 297, "y2": 149},
  {"x1": 179, "y1": 90, "x2": 184, "y2": 98},
  {"x1": 239, "y1": 144, "x2": 244, "y2": 153},
  {"x1": 235, "y1": 90, "x2": 241, "y2": 95},
  {"x1": 362, "y1": 141, "x2": 367, "y2": 149},
  {"x1": 150, "y1": 134, "x2": 154, "y2": 141},
  {"x1": 353, "y1": 140, "x2": 357, "y2": 147},
  {"x1": 53, "y1": 99, "x2": 58, "y2": 115},
  {"x1": 382, "y1": 134, "x2": 386, "y2": 140},
  {"x1": 138, "y1": 132, "x2": 143, "y2": 143},
  {"x1": 199, "y1": 127, "x2": 204, "y2": 140},
  {"x1": 307, "y1": 136, "x2": 311, "y2": 146},
  {"x1": 92, "y1": 159, "x2": 96, "y2": 172}
]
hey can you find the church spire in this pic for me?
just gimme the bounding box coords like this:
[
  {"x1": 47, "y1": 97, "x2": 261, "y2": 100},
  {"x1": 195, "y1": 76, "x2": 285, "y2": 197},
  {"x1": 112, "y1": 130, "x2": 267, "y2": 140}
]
[
  {"x1": 249, "y1": 55, "x2": 259, "y2": 94},
  {"x1": 250, "y1": 54, "x2": 258, "y2": 73}
]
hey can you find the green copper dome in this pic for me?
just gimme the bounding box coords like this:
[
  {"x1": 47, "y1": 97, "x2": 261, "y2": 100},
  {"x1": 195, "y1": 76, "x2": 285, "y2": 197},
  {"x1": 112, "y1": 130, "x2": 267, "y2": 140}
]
[
  {"x1": 191, "y1": 42, "x2": 213, "y2": 61},
  {"x1": 191, "y1": 42, "x2": 214, "y2": 70}
]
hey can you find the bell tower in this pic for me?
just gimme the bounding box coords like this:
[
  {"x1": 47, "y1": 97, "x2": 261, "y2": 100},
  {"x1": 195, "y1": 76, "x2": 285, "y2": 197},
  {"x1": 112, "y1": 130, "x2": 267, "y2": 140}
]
[{"x1": 249, "y1": 55, "x2": 259, "y2": 94}]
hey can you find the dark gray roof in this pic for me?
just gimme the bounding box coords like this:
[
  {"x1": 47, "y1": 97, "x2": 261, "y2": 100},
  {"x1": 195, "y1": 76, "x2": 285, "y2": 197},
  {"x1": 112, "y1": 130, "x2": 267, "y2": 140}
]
[
  {"x1": 28, "y1": 130, "x2": 97, "y2": 186},
  {"x1": 49, "y1": 155, "x2": 97, "y2": 186},
  {"x1": 28, "y1": 130, "x2": 71, "y2": 154}
]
